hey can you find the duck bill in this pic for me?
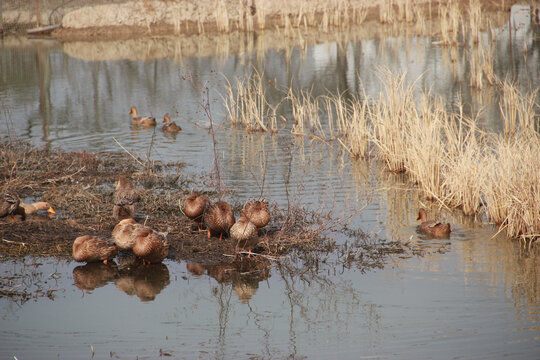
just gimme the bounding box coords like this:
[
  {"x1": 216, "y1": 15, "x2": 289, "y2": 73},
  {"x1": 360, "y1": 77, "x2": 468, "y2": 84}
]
[{"x1": 48, "y1": 207, "x2": 56, "y2": 215}]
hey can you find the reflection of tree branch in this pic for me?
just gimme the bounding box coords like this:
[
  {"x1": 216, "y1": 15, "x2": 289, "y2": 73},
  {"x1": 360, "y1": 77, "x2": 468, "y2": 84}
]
[{"x1": 216, "y1": 282, "x2": 232, "y2": 360}]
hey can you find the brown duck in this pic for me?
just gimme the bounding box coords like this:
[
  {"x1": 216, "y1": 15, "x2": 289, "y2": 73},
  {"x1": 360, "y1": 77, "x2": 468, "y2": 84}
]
[
  {"x1": 184, "y1": 193, "x2": 208, "y2": 231},
  {"x1": 162, "y1": 113, "x2": 182, "y2": 133},
  {"x1": 113, "y1": 175, "x2": 140, "y2": 220},
  {"x1": 132, "y1": 227, "x2": 169, "y2": 265},
  {"x1": 231, "y1": 211, "x2": 258, "y2": 256},
  {"x1": 129, "y1": 106, "x2": 156, "y2": 127},
  {"x1": 0, "y1": 193, "x2": 25, "y2": 221},
  {"x1": 417, "y1": 208, "x2": 452, "y2": 237},
  {"x1": 20, "y1": 201, "x2": 55, "y2": 216},
  {"x1": 203, "y1": 201, "x2": 235, "y2": 240},
  {"x1": 72, "y1": 235, "x2": 118, "y2": 264},
  {"x1": 112, "y1": 218, "x2": 142, "y2": 251},
  {"x1": 242, "y1": 199, "x2": 270, "y2": 230}
]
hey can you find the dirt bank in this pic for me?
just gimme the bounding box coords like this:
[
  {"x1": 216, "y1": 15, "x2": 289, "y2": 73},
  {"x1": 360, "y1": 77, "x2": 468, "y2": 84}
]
[{"x1": 4, "y1": 0, "x2": 517, "y2": 41}]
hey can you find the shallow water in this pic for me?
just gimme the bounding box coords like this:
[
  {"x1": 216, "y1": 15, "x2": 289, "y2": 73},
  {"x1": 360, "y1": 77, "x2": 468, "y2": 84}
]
[{"x1": 1, "y1": 5, "x2": 540, "y2": 359}]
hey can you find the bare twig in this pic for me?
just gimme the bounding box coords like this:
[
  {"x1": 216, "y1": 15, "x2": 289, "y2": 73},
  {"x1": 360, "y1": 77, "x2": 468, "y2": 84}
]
[{"x1": 113, "y1": 137, "x2": 144, "y2": 167}]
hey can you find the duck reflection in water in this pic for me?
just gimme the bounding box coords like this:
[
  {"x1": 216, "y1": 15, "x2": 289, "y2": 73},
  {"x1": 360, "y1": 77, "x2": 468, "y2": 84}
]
[
  {"x1": 73, "y1": 262, "x2": 119, "y2": 292},
  {"x1": 115, "y1": 261, "x2": 170, "y2": 302},
  {"x1": 187, "y1": 259, "x2": 270, "y2": 304}
]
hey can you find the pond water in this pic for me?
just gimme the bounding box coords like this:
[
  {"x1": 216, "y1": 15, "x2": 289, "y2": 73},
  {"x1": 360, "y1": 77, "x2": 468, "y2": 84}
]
[{"x1": 1, "y1": 5, "x2": 540, "y2": 359}]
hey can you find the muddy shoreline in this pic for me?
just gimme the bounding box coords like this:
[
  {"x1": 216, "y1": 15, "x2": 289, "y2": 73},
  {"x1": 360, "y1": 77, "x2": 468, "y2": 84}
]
[{"x1": 1, "y1": 142, "x2": 422, "y2": 271}]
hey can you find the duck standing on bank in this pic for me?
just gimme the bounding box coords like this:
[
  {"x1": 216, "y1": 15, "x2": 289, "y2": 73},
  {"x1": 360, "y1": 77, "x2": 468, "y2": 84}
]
[
  {"x1": 231, "y1": 210, "x2": 258, "y2": 257},
  {"x1": 132, "y1": 227, "x2": 169, "y2": 265},
  {"x1": 204, "y1": 200, "x2": 235, "y2": 241},
  {"x1": 128, "y1": 106, "x2": 156, "y2": 127},
  {"x1": 113, "y1": 175, "x2": 140, "y2": 221},
  {"x1": 417, "y1": 208, "x2": 452, "y2": 237},
  {"x1": 184, "y1": 193, "x2": 208, "y2": 231},
  {"x1": 112, "y1": 218, "x2": 142, "y2": 251},
  {"x1": 242, "y1": 199, "x2": 270, "y2": 231}
]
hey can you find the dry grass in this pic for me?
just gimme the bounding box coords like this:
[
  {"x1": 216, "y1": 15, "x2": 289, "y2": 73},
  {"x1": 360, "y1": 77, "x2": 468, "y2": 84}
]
[
  {"x1": 214, "y1": 0, "x2": 231, "y2": 33},
  {"x1": 369, "y1": 69, "x2": 417, "y2": 172},
  {"x1": 440, "y1": 106, "x2": 487, "y2": 215},
  {"x1": 438, "y1": 1, "x2": 461, "y2": 46},
  {"x1": 468, "y1": 0, "x2": 482, "y2": 44},
  {"x1": 223, "y1": 70, "x2": 277, "y2": 132},
  {"x1": 288, "y1": 87, "x2": 321, "y2": 137},
  {"x1": 323, "y1": 92, "x2": 370, "y2": 158},
  {"x1": 365, "y1": 71, "x2": 540, "y2": 240}
]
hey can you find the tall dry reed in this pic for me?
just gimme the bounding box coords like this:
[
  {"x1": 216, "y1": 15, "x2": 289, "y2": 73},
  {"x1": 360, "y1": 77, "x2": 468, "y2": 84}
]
[
  {"x1": 370, "y1": 69, "x2": 417, "y2": 172},
  {"x1": 223, "y1": 71, "x2": 276, "y2": 132},
  {"x1": 288, "y1": 88, "x2": 320, "y2": 136}
]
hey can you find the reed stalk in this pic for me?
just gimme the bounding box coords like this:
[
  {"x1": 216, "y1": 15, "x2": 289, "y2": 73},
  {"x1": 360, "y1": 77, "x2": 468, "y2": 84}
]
[
  {"x1": 440, "y1": 102, "x2": 486, "y2": 215},
  {"x1": 214, "y1": 0, "x2": 230, "y2": 33},
  {"x1": 370, "y1": 69, "x2": 417, "y2": 172},
  {"x1": 468, "y1": 0, "x2": 482, "y2": 45},
  {"x1": 254, "y1": 0, "x2": 265, "y2": 30},
  {"x1": 288, "y1": 88, "x2": 320, "y2": 136},
  {"x1": 338, "y1": 97, "x2": 370, "y2": 159},
  {"x1": 223, "y1": 71, "x2": 273, "y2": 132}
]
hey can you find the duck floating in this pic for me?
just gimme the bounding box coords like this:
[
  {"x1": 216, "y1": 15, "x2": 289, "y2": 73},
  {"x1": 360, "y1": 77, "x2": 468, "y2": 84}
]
[
  {"x1": 417, "y1": 208, "x2": 452, "y2": 237},
  {"x1": 129, "y1": 106, "x2": 156, "y2": 127},
  {"x1": 162, "y1": 113, "x2": 182, "y2": 133}
]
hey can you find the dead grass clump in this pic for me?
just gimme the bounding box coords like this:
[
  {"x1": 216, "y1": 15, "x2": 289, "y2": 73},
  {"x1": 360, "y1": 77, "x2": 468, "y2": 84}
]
[
  {"x1": 485, "y1": 82, "x2": 539, "y2": 236},
  {"x1": 370, "y1": 69, "x2": 417, "y2": 172},
  {"x1": 402, "y1": 94, "x2": 445, "y2": 200},
  {"x1": 438, "y1": 1, "x2": 462, "y2": 46},
  {"x1": 288, "y1": 88, "x2": 321, "y2": 137},
  {"x1": 323, "y1": 92, "x2": 370, "y2": 158},
  {"x1": 468, "y1": 0, "x2": 482, "y2": 44},
  {"x1": 223, "y1": 71, "x2": 277, "y2": 132},
  {"x1": 483, "y1": 131, "x2": 540, "y2": 239},
  {"x1": 440, "y1": 110, "x2": 487, "y2": 215},
  {"x1": 0, "y1": 141, "x2": 138, "y2": 196}
]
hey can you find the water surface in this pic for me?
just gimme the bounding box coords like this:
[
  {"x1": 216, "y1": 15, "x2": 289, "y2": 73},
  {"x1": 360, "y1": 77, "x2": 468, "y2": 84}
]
[{"x1": 1, "y1": 5, "x2": 539, "y2": 359}]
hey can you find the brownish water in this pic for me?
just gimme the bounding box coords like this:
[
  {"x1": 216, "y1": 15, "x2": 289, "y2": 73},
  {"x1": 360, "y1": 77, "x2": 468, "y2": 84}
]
[{"x1": 1, "y1": 5, "x2": 539, "y2": 359}]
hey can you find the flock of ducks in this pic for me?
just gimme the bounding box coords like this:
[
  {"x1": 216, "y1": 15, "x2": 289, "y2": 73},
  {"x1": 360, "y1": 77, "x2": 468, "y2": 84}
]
[
  {"x1": 129, "y1": 106, "x2": 183, "y2": 133},
  {"x1": 71, "y1": 175, "x2": 272, "y2": 266},
  {"x1": 73, "y1": 175, "x2": 170, "y2": 265},
  {"x1": 184, "y1": 194, "x2": 271, "y2": 256}
]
